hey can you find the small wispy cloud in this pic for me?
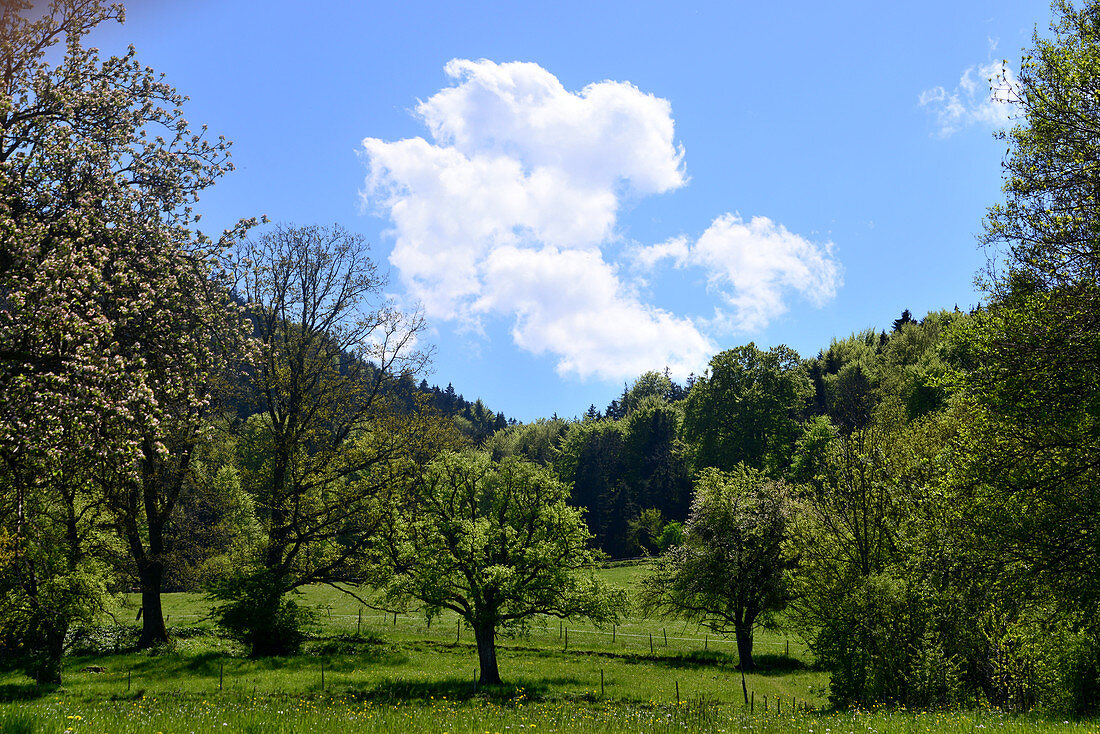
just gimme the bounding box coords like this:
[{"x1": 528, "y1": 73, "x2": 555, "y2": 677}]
[{"x1": 920, "y1": 41, "x2": 1019, "y2": 137}]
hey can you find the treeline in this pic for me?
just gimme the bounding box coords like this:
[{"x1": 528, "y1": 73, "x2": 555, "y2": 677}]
[{"x1": 480, "y1": 311, "x2": 951, "y2": 560}]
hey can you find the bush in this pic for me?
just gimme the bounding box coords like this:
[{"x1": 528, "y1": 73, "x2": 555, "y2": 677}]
[
  {"x1": 1057, "y1": 632, "x2": 1100, "y2": 717},
  {"x1": 814, "y1": 574, "x2": 961, "y2": 709},
  {"x1": 207, "y1": 569, "x2": 313, "y2": 656}
]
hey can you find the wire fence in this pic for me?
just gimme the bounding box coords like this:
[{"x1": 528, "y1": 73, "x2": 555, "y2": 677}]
[{"x1": 150, "y1": 608, "x2": 800, "y2": 656}]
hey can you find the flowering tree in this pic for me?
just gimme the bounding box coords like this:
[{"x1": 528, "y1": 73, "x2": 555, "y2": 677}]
[
  {"x1": 0, "y1": 0, "x2": 252, "y2": 653},
  {"x1": 640, "y1": 465, "x2": 791, "y2": 671}
]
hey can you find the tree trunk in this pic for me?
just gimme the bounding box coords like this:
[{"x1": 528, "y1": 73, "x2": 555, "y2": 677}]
[
  {"x1": 33, "y1": 621, "x2": 67, "y2": 685},
  {"x1": 474, "y1": 620, "x2": 501, "y2": 685},
  {"x1": 735, "y1": 625, "x2": 755, "y2": 671},
  {"x1": 246, "y1": 573, "x2": 300, "y2": 657},
  {"x1": 137, "y1": 558, "x2": 168, "y2": 647}
]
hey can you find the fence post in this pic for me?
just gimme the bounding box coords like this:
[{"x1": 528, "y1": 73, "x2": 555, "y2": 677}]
[
  {"x1": 705, "y1": 635, "x2": 708, "y2": 651},
  {"x1": 741, "y1": 666, "x2": 748, "y2": 704},
  {"x1": 612, "y1": 624, "x2": 616, "y2": 643},
  {"x1": 127, "y1": 670, "x2": 131, "y2": 692},
  {"x1": 675, "y1": 680, "x2": 680, "y2": 706},
  {"x1": 751, "y1": 691, "x2": 754, "y2": 712},
  {"x1": 456, "y1": 621, "x2": 461, "y2": 643}
]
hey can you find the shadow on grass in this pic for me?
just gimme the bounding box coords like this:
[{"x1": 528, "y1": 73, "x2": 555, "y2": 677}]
[
  {"x1": 626, "y1": 649, "x2": 810, "y2": 675},
  {"x1": 343, "y1": 674, "x2": 585, "y2": 703},
  {"x1": 492, "y1": 642, "x2": 811, "y2": 675},
  {"x1": 748, "y1": 652, "x2": 814, "y2": 675},
  {"x1": 0, "y1": 682, "x2": 58, "y2": 702}
]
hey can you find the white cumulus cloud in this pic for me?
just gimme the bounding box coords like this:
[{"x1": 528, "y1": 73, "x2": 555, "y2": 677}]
[
  {"x1": 632, "y1": 214, "x2": 841, "y2": 332},
  {"x1": 920, "y1": 48, "x2": 1019, "y2": 137},
  {"x1": 361, "y1": 59, "x2": 841, "y2": 380}
]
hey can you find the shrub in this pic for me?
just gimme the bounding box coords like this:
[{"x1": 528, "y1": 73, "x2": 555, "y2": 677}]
[{"x1": 207, "y1": 569, "x2": 313, "y2": 656}]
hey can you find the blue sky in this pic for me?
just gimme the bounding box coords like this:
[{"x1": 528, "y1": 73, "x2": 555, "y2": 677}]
[{"x1": 87, "y1": 1, "x2": 1043, "y2": 421}]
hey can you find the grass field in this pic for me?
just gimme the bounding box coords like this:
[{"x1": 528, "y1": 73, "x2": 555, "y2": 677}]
[{"x1": 0, "y1": 562, "x2": 1095, "y2": 732}]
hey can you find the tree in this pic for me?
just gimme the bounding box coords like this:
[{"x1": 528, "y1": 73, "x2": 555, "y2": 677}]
[
  {"x1": 621, "y1": 396, "x2": 691, "y2": 528},
  {"x1": 620, "y1": 370, "x2": 674, "y2": 416},
  {"x1": 219, "y1": 223, "x2": 436, "y2": 656},
  {"x1": 641, "y1": 465, "x2": 790, "y2": 670},
  {"x1": 555, "y1": 419, "x2": 629, "y2": 555},
  {"x1": 682, "y1": 344, "x2": 812, "y2": 474},
  {"x1": 0, "y1": 0, "x2": 251, "y2": 652},
  {"x1": 784, "y1": 399, "x2": 973, "y2": 709},
  {"x1": 891, "y1": 309, "x2": 915, "y2": 332},
  {"x1": 484, "y1": 418, "x2": 568, "y2": 466},
  {"x1": 375, "y1": 451, "x2": 624, "y2": 685},
  {"x1": 99, "y1": 245, "x2": 249, "y2": 647},
  {"x1": 0, "y1": 446, "x2": 114, "y2": 683},
  {"x1": 955, "y1": 0, "x2": 1100, "y2": 640}
]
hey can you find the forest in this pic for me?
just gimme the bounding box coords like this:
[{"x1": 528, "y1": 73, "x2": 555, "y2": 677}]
[{"x1": 0, "y1": 0, "x2": 1098, "y2": 723}]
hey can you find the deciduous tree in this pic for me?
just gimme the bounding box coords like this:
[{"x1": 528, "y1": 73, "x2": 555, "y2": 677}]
[
  {"x1": 640, "y1": 465, "x2": 790, "y2": 670},
  {"x1": 682, "y1": 344, "x2": 811, "y2": 475},
  {"x1": 217, "y1": 223, "x2": 434, "y2": 656},
  {"x1": 0, "y1": 0, "x2": 251, "y2": 651},
  {"x1": 375, "y1": 451, "x2": 624, "y2": 685},
  {"x1": 956, "y1": 0, "x2": 1100, "y2": 638}
]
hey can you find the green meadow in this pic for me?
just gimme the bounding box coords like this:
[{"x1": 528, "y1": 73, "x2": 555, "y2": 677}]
[{"x1": 0, "y1": 563, "x2": 1094, "y2": 733}]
